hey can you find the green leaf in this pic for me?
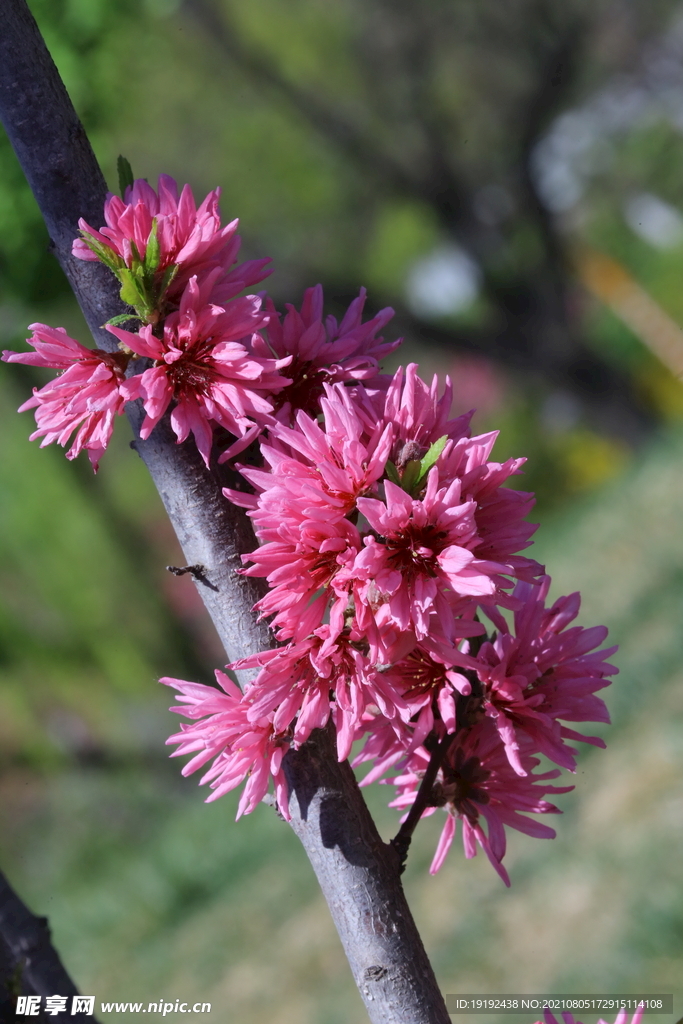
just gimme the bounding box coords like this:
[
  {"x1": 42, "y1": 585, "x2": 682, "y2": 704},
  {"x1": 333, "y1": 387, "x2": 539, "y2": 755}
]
[
  {"x1": 118, "y1": 269, "x2": 144, "y2": 308},
  {"x1": 159, "y1": 262, "x2": 179, "y2": 294},
  {"x1": 414, "y1": 434, "x2": 448, "y2": 489},
  {"x1": 80, "y1": 232, "x2": 124, "y2": 272},
  {"x1": 104, "y1": 314, "x2": 142, "y2": 327},
  {"x1": 129, "y1": 240, "x2": 144, "y2": 267},
  {"x1": 117, "y1": 155, "x2": 135, "y2": 198},
  {"x1": 400, "y1": 459, "x2": 422, "y2": 493},
  {"x1": 384, "y1": 461, "x2": 401, "y2": 486},
  {"x1": 144, "y1": 219, "x2": 161, "y2": 274},
  {"x1": 420, "y1": 435, "x2": 448, "y2": 475}
]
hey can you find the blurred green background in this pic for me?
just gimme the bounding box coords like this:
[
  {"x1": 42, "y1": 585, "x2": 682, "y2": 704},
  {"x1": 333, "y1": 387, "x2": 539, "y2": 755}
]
[{"x1": 2, "y1": 1, "x2": 683, "y2": 1021}]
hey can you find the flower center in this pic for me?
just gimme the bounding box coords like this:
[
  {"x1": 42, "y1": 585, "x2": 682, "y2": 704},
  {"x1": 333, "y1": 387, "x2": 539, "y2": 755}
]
[
  {"x1": 166, "y1": 356, "x2": 215, "y2": 399},
  {"x1": 385, "y1": 523, "x2": 447, "y2": 579},
  {"x1": 95, "y1": 349, "x2": 130, "y2": 375},
  {"x1": 400, "y1": 650, "x2": 448, "y2": 699},
  {"x1": 436, "y1": 752, "x2": 491, "y2": 813},
  {"x1": 310, "y1": 550, "x2": 343, "y2": 589},
  {"x1": 271, "y1": 358, "x2": 331, "y2": 417}
]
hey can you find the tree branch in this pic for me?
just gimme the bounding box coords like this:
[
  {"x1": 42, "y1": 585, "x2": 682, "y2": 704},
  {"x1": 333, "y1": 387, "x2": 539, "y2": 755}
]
[
  {"x1": 0, "y1": 1, "x2": 450, "y2": 1020},
  {"x1": 391, "y1": 732, "x2": 453, "y2": 871},
  {"x1": 0, "y1": 869, "x2": 100, "y2": 1023},
  {"x1": 285, "y1": 724, "x2": 449, "y2": 1022}
]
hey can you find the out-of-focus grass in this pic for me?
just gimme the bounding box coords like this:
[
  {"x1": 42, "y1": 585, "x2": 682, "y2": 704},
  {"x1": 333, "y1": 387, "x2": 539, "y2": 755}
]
[
  {"x1": 1, "y1": 420, "x2": 682, "y2": 1022},
  {"x1": 0, "y1": 376, "x2": 161, "y2": 762}
]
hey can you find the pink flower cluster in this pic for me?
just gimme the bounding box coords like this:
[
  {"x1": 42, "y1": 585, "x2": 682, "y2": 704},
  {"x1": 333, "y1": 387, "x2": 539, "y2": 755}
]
[
  {"x1": 2, "y1": 177, "x2": 395, "y2": 469},
  {"x1": 2, "y1": 172, "x2": 617, "y2": 883},
  {"x1": 250, "y1": 284, "x2": 400, "y2": 424},
  {"x1": 74, "y1": 174, "x2": 271, "y2": 311},
  {"x1": 162, "y1": 670, "x2": 291, "y2": 819},
  {"x1": 164, "y1": 365, "x2": 617, "y2": 883}
]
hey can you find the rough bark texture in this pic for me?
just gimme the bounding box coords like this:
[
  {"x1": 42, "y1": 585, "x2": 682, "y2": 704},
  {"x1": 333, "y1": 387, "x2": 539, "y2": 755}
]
[
  {"x1": 0, "y1": 2, "x2": 451, "y2": 1020},
  {"x1": 126, "y1": 410, "x2": 276, "y2": 689},
  {"x1": 285, "y1": 726, "x2": 448, "y2": 1021}
]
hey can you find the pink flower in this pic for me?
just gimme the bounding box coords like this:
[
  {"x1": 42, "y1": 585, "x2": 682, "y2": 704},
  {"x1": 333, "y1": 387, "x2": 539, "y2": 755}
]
[
  {"x1": 2, "y1": 324, "x2": 128, "y2": 470},
  {"x1": 154, "y1": 350, "x2": 615, "y2": 884},
  {"x1": 231, "y1": 369, "x2": 541, "y2": 648},
  {"x1": 232, "y1": 626, "x2": 411, "y2": 761},
  {"x1": 249, "y1": 285, "x2": 401, "y2": 420},
  {"x1": 377, "y1": 638, "x2": 480, "y2": 749},
  {"x1": 237, "y1": 499, "x2": 361, "y2": 643},
  {"x1": 342, "y1": 470, "x2": 511, "y2": 642},
  {"x1": 74, "y1": 174, "x2": 271, "y2": 311},
  {"x1": 352, "y1": 712, "x2": 417, "y2": 786},
  {"x1": 476, "y1": 576, "x2": 617, "y2": 775},
  {"x1": 228, "y1": 385, "x2": 393, "y2": 640},
  {"x1": 389, "y1": 719, "x2": 573, "y2": 884},
  {"x1": 232, "y1": 381, "x2": 393, "y2": 511},
  {"x1": 382, "y1": 362, "x2": 474, "y2": 451},
  {"x1": 108, "y1": 273, "x2": 291, "y2": 466},
  {"x1": 382, "y1": 365, "x2": 542, "y2": 588},
  {"x1": 163, "y1": 670, "x2": 291, "y2": 819},
  {"x1": 457, "y1": 434, "x2": 540, "y2": 586},
  {"x1": 231, "y1": 639, "x2": 333, "y2": 749}
]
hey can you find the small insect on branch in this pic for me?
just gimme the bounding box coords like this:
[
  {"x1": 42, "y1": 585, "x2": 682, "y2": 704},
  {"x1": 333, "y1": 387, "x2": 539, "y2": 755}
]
[{"x1": 166, "y1": 564, "x2": 218, "y2": 591}]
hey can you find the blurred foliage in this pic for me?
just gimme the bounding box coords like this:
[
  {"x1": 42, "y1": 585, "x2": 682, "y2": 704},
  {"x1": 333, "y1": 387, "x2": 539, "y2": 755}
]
[{"x1": 3, "y1": 0, "x2": 683, "y2": 1020}]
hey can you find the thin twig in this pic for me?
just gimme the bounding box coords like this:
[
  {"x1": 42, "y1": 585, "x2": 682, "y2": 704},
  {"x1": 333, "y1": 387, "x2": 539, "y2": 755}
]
[{"x1": 391, "y1": 730, "x2": 454, "y2": 872}]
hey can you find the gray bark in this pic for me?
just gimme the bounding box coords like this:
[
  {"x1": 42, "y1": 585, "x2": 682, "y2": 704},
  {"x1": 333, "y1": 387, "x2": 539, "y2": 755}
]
[
  {"x1": 0, "y1": 2, "x2": 451, "y2": 1020},
  {"x1": 285, "y1": 725, "x2": 449, "y2": 1021}
]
